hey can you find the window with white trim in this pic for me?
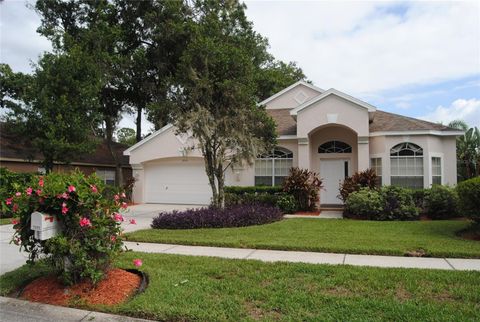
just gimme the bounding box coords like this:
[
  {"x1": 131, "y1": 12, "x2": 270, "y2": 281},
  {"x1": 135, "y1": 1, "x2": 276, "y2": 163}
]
[
  {"x1": 432, "y1": 157, "x2": 442, "y2": 185},
  {"x1": 390, "y1": 142, "x2": 424, "y2": 189},
  {"x1": 255, "y1": 148, "x2": 293, "y2": 186},
  {"x1": 96, "y1": 169, "x2": 116, "y2": 186},
  {"x1": 370, "y1": 158, "x2": 382, "y2": 185}
]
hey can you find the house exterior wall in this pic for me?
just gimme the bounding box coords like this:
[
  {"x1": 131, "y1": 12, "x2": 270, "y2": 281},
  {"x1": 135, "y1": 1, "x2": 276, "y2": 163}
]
[
  {"x1": 264, "y1": 84, "x2": 320, "y2": 110},
  {"x1": 369, "y1": 134, "x2": 457, "y2": 187}
]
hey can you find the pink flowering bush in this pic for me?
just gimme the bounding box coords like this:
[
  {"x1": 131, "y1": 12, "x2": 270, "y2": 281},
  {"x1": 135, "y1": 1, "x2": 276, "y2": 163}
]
[{"x1": 5, "y1": 170, "x2": 130, "y2": 285}]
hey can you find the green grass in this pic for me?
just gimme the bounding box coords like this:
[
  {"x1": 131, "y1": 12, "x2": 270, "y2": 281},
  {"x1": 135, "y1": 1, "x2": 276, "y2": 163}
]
[
  {"x1": 0, "y1": 218, "x2": 12, "y2": 225},
  {"x1": 1, "y1": 252, "x2": 479, "y2": 321},
  {"x1": 126, "y1": 219, "x2": 480, "y2": 258}
]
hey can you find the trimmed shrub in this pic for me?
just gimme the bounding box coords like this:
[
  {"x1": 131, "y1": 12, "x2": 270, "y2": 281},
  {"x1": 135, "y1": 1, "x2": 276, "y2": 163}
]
[
  {"x1": 344, "y1": 188, "x2": 383, "y2": 219},
  {"x1": 6, "y1": 171, "x2": 127, "y2": 285},
  {"x1": 276, "y1": 194, "x2": 298, "y2": 214},
  {"x1": 151, "y1": 203, "x2": 283, "y2": 229},
  {"x1": 224, "y1": 192, "x2": 280, "y2": 207},
  {"x1": 344, "y1": 186, "x2": 419, "y2": 220},
  {"x1": 339, "y1": 168, "x2": 379, "y2": 202},
  {"x1": 456, "y1": 177, "x2": 480, "y2": 223},
  {"x1": 283, "y1": 167, "x2": 322, "y2": 211},
  {"x1": 380, "y1": 186, "x2": 419, "y2": 221},
  {"x1": 225, "y1": 186, "x2": 283, "y2": 195},
  {"x1": 410, "y1": 188, "x2": 427, "y2": 211},
  {"x1": 424, "y1": 185, "x2": 459, "y2": 219}
]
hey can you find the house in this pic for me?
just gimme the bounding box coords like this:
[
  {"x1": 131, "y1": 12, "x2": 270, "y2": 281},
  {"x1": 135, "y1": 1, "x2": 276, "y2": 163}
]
[
  {"x1": 124, "y1": 81, "x2": 462, "y2": 206},
  {"x1": 0, "y1": 122, "x2": 132, "y2": 185}
]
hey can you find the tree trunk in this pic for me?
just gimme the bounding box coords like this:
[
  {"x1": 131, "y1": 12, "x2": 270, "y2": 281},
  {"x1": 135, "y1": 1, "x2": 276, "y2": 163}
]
[
  {"x1": 136, "y1": 105, "x2": 142, "y2": 142},
  {"x1": 105, "y1": 116, "x2": 124, "y2": 187}
]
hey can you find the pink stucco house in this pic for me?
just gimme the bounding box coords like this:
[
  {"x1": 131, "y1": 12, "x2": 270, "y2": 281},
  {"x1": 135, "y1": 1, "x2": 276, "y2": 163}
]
[{"x1": 124, "y1": 81, "x2": 462, "y2": 206}]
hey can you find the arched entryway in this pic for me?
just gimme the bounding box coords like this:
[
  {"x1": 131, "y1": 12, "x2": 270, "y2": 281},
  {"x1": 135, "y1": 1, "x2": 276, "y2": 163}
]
[{"x1": 309, "y1": 125, "x2": 358, "y2": 205}]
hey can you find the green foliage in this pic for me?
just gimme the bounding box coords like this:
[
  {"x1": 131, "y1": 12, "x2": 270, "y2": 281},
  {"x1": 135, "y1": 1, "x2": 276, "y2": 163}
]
[
  {"x1": 449, "y1": 120, "x2": 480, "y2": 181},
  {"x1": 276, "y1": 194, "x2": 298, "y2": 214},
  {"x1": 225, "y1": 186, "x2": 283, "y2": 194},
  {"x1": 0, "y1": 168, "x2": 38, "y2": 218},
  {"x1": 456, "y1": 177, "x2": 480, "y2": 223},
  {"x1": 169, "y1": 0, "x2": 277, "y2": 207},
  {"x1": 379, "y1": 186, "x2": 419, "y2": 220},
  {"x1": 345, "y1": 186, "x2": 419, "y2": 220},
  {"x1": 2, "y1": 53, "x2": 101, "y2": 171},
  {"x1": 345, "y1": 188, "x2": 384, "y2": 219},
  {"x1": 410, "y1": 188, "x2": 427, "y2": 210},
  {"x1": 283, "y1": 167, "x2": 323, "y2": 211},
  {"x1": 224, "y1": 192, "x2": 280, "y2": 208},
  {"x1": 339, "y1": 168, "x2": 379, "y2": 202},
  {"x1": 5, "y1": 170, "x2": 127, "y2": 285},
  {"x1": 116, "y1": 127, "x2": 137, "y2": 146},
  {"x1": 255, "y1": 61, "x2": 308, "y2": 101},
  {"x1": 424, "y1": 185, "x2": 459, "y2": 219}
]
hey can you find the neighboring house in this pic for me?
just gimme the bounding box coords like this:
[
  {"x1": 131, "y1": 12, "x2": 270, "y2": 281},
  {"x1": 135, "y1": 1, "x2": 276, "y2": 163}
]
[
  {"x1": 124, "y1": 81, "x2": 462, "y2": 206},
  {"x1": 0, "y1": 123, "x2": 132, "y2": 185}
]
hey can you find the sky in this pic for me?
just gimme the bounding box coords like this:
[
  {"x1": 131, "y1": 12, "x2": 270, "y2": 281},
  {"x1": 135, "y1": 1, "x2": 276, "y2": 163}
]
[{"x1": 1, "y1": 0, "x2": 479, "y2": 133}]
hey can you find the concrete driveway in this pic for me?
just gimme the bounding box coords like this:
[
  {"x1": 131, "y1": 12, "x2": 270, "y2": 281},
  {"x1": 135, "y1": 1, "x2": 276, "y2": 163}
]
[{"x1": 0, "y1": 204, "x2": 201, "y2": 275}]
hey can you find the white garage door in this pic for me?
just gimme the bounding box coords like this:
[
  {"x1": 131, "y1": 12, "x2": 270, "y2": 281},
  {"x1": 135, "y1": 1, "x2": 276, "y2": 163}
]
[{"x1": 144, "y1": 159, "x2": 211, "y2": 205}]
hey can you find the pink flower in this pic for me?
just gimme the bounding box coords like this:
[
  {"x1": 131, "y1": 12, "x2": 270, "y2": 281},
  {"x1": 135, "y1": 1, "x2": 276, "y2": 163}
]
[
  {"x1": 61, "y1": 203, "x2": 69, "y2": 215},
  {"x1": 12, "y1": 204, "x2": 19, "y2": 212},
  {"x1": 121, "y1": 192, "x2": 126, "y2": 198},
  {"x1": 15, "y1": 192, "x2": 21, "y2": 197},
  {"x1": 121, "y1": 202, "x2": 128, "y2": 209},
  {"x1": 5, "y1": 198, "x2": 12, "y2": 205},
  {"x1": 26, "y1": 187, "x2": 33, "y2": 195},
  {"x1": 90, "y1": 185, "x2": 98, "y2": 193},
  {"x1": 129, "y1": 219, "x2": 137, "y2": 225},
  {"x1": 79, "y1": 217, "x2": 92, "y2": 227},
  {"x1": 133, "y1": 259, "x2": 142, "y2": 267},
  {"x1": 11, "y1": 219, "x2": 19, "y2": 225},
  {"x1": 114, "y1": 194, "x2": 120, "y2": 201},
  {"x1": 68, "y1": 185, "x2": 76, "y2": 193},
  {"x1": 36, "y1": 189, "x2": 42, "y2": 196},
  {"x1": 113, "y1": 213, "x2": 124, "y2": 222},
  {"x1": 110, "y1": 235, "x2": 116, "y2": 242},
  {"x1": 61, "y1": 192, "x2": 69, "y2": 199},
  {"x1": 38, "y1": 178, "x2": 44, "y2": 187}
]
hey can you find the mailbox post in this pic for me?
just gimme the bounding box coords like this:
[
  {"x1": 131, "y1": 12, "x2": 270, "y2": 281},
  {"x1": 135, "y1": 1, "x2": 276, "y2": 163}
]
[{"x1": 31, "y1": 211, "x2": 62, "y2": 240}]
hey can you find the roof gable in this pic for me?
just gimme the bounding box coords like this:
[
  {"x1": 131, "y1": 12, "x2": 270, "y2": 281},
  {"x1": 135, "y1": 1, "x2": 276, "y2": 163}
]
[
  {"x1": 290, "y1": 88, "x2": 377, "y2": 116},
  {"x1": 258, "y1": 81, "x2": 324, "y2": 107}
]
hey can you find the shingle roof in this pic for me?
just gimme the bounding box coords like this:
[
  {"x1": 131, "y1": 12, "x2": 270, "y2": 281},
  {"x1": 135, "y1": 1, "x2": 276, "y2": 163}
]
[
  {"x1": 266, "y1": 108, "x2": 458, "y2": 136},
  {"x1": 266, "y1": 109, "x2": 297, "y2": 136},
  {"x1": 0, "y1": 123, "x2": 130, "y2": 166},
  {"x1": 369, "y1": 110, "x2": 458, "y2": 132}
]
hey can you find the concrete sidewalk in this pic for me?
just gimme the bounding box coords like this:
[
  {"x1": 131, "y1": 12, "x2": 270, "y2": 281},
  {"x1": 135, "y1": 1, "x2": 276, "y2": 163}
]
[
  {"x1": 124, "y1": 241, "x2": 480, "y2": 271},
  {"x1": 0, "y1": 297, "x2": 153, "y2": 322}
]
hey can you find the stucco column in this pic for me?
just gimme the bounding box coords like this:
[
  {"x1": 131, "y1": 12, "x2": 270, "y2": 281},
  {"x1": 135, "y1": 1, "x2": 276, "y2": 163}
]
[
  {"x1": 357, "y1": 136, "x2": 369, "y2": 171},
  {"x1": 297, "y1": 137, "x2": 310, "y2": 169},
  {"x1": 131, "y1": 164, "x2": 145, "y2": 204}
]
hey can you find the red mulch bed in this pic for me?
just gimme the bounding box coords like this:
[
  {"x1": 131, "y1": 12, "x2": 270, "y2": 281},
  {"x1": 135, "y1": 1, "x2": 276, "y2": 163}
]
[
  {"x1": 294, "y1": 211, "x2": 320, "y2": 216},
  {"x1": 21, "y1": 268, "x2": 141, "y2": 306}
]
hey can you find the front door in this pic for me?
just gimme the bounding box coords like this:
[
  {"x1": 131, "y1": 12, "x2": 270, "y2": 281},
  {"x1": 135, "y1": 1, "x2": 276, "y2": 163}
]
[{"x1": 319, "y1": 159, "x2": 348, "y2": 205}]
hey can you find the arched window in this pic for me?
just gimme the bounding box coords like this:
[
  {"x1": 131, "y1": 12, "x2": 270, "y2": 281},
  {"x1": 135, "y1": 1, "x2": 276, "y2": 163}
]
[
  {"x1": 255, "y1": 148, "x2": 293, "y2": 186},
  {"x1": 318, "y1": 141, "x2": 352, "y2": 153},
  {"x1": 390, "y1": 142, "x2": 424, "y2": 189}
]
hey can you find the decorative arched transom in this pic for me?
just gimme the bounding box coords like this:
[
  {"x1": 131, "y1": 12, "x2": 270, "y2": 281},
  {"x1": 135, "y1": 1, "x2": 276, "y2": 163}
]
[
  {"x1": 318, "y1": 140, "x2": 352, "y2": 153},
  {"x1": 390, "y1": 142, "x2": 423, "y2": 156}
]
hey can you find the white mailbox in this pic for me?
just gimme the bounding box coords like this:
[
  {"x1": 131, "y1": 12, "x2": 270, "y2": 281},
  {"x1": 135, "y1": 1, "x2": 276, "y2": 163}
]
[{"x1": 31, "y1": 211, "x2": 62, "y2": 240}]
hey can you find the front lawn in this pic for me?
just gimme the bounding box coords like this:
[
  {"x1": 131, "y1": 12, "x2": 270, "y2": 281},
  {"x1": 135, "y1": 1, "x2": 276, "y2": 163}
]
[
  {"x1": 0, "y1": 218, "x2": 12, "y2": 225},
  {"x1": 1, "y1": 252, "x2": 479, "y2": 321},
  {"x1": 126, "y1": 218, "x2": 480, "y2": 258}
]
